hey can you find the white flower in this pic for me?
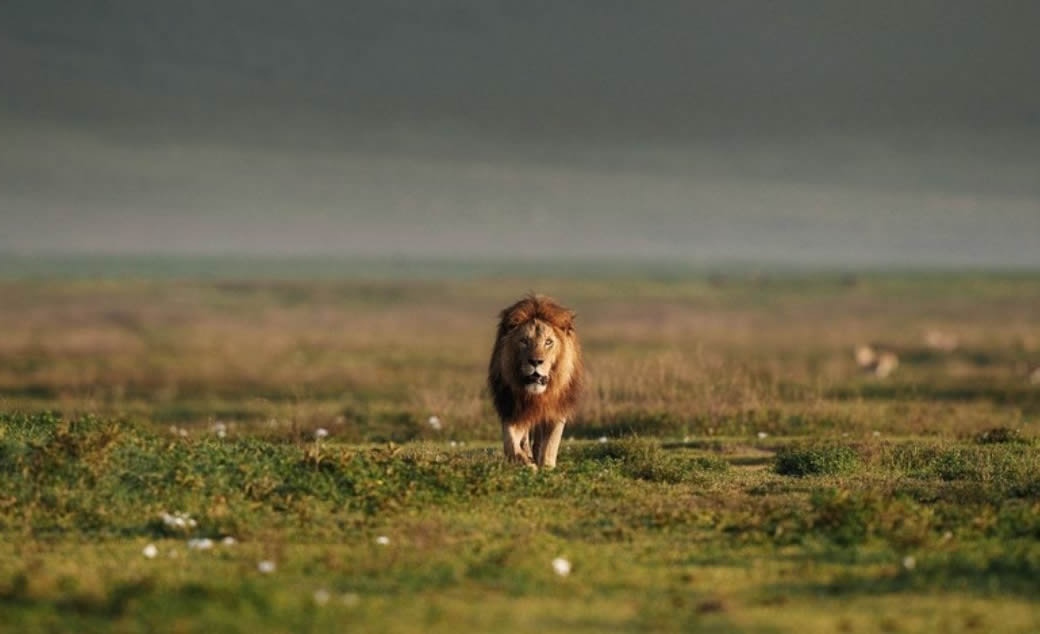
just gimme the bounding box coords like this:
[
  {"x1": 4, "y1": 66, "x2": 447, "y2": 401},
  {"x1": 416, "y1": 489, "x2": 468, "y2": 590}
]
[
  {"x1": 212, "y1": 422, "x2": 227, "y2": 435},
  {"x1": 222, "y1": 536, "x2": 237, "y2": 546},
  {"x1": 449, "y1": 440, "x2": 458, "y2": 447},
  {"x1": 257, "y1": 560, "x2": 276, "y2": 574},
  {"x1": 187, "y1": 538, "x2": 214, "y2": 550},
  {"x1": 161, "y1": 511, "x2": 195, "y2": 530},
  {"x1": 427, "y1": 416, "x2": 442, "y2": 430},
  {"x1": 313, "y1": 589, "x2": 331, "y2": 606},
  {"x1": 375, "y1": 535, "x2": 390, "y2": 545},
  {"x1": 902, "y1": 556, "x2": 916, "y2": 570},
  {"x1": 314, "y1": 427, "x2": 329, "y2": 439},
  {"x1": 142, "y1": 544, "x2": 158, "y2": 559},
  {"x1": 872, "y1": 431, "x2": 881, "y2": 437},
  {"x1": 178, "y1": 427, "x2": 188, "y2": 437},
  {"x1": 551, "y1": 557, "x2": 571, "y2": 576},
  {"x1": 598, "y1": 436, "x2": 608, "y2": 443},
  {"x1": 757, "y1": 432, "x2": 768, "y2": 439}
]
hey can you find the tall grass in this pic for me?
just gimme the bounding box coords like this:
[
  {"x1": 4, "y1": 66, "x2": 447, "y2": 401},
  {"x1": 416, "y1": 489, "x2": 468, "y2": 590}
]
[{"x1": 2, "y1": 277, "x2": 1038, "y2": 440}]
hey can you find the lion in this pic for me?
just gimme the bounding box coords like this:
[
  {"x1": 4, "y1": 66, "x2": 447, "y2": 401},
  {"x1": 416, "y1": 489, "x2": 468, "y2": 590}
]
[{"x1": 488, "y1": 294, "x2": 584, "y2": 469}]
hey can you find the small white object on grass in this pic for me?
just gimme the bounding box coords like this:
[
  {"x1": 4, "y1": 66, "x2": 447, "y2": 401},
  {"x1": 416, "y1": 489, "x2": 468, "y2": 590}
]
[
  {"x1": 757, "y1": 432, "x2": 768, "y2": 439},
  {"x1": 872, "y1": 431, "x2": 881, "y2": 437},
  {"x1": 375, "y1": 535, "x2": 390, "y2": 545},
  {"x1": 221, "y1": 536, "x2": 236, "y2": 546},
  {"x1": 257, "y1": 560, "x2": 276, "y2": 574},
  {"x1": 551, "y1": 557, "x2": 571, "y2": 576},
  {"x1": 314, "y1": 427, "x2": 329, "y2": 440},
  {"x1": 313, "y1": 589, "x2": 331, "y2": 606},
  {"x1": 902, "y1": 556, "x2": 916, "y2": 570},
  {"x1": 428, "y1": 416, "x2": 442, "y2": 430},
  {"x1": 598, "y1": 436, "x2": 608, "y2": 443},
  {"x1": 160, "y1": 511, "x2": 196, "y2": 530},
  {"x1": 142, "y1": 544, "x2": 158, "y2": 559},
  {"x1": 187, "y1": 538, "x2": 213, "y2": 550}
]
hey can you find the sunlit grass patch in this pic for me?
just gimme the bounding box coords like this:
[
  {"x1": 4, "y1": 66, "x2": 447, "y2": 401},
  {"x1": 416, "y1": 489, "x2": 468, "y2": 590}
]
[{"x1": 877, "y1": 440, "x2": 1039, "y2": 496}]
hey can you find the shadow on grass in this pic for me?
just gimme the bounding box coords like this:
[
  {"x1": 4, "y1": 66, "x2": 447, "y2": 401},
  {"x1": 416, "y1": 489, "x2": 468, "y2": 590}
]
[
  {"x1": 569, "y1": 413, "x2": 687, "y2": 439},
  {"x1": 0, "y1": 384, "x2": 59, "y2": 399},
  {"x1": 765, "y1": 549, "x2": 1040, "y2": 599},
  {"x1": 0, "y1": 575, "x2": 276, "y2": 629},
  {"x1": 826, "y1": 382, "x2": 1040, "y2": 413},
  {"x1": 0, "y1": 574, "x2": 157, "y2": 618}
]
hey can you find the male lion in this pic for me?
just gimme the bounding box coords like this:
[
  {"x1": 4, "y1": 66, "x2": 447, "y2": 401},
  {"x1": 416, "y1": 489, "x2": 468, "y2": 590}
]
[{"x1": 488, "y1": 295, "x2": 584, "y2": 468}]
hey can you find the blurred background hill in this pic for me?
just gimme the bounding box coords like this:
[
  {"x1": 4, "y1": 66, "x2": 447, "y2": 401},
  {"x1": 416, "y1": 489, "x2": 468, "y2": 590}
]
[{"x1": 2, "y1": 1, "x2": 1039, "y2": 269}]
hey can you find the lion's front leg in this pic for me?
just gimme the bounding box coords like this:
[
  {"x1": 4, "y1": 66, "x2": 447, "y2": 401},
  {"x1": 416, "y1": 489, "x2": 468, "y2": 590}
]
[
  {"x1": 534, "y1": 418, "x2": 567, "y2": 469},
  {"x1": 519, "y1": 430, "x2": 534, "y2": 462},
  {"x1": 502, "y1": 424, "x2": 536, "y2": 468}
]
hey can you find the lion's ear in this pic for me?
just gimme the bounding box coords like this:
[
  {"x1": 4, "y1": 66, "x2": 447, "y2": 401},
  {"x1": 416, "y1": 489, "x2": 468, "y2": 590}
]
[
  {"x1": 502, "y1": 313, "x2": 524, "y2": 331},
  {"x1": 560, "y1": 310, "x2": 576, "y2": 334}
]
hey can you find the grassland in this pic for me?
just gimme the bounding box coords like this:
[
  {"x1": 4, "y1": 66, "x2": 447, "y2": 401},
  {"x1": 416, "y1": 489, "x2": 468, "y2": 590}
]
[{"x1": 0, "y1": 273, "x2": 1038, "y2": 632}]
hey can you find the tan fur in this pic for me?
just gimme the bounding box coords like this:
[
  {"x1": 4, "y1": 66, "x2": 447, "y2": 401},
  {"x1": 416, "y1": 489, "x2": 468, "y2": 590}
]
[{"x1": 488, "y1": 295, "x2": 584, "y2": 468}]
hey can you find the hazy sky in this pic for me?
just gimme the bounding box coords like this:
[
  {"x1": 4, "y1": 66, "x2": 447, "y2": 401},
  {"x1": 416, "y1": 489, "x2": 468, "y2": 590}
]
[{"x1": 2, "y1": 1, "x2": 1039, "y2": 267}]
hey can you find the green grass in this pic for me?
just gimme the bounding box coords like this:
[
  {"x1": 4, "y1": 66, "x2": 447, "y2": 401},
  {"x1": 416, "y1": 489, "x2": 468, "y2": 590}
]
[
  {"x1": 1, "y1": 275, "x2": 1039, "y2": 632},
  {"x1": 1, "y1": 412, "x2": 1038, "y2": 633}
]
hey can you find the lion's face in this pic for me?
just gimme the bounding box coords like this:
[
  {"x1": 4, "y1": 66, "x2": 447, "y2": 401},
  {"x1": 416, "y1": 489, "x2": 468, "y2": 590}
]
[
  {"x1": 489, "y1": 295, "x2": 584, "y2": 430},
  {"x1": 509, "y1": 319, "x2": 562, "y2": 395}
]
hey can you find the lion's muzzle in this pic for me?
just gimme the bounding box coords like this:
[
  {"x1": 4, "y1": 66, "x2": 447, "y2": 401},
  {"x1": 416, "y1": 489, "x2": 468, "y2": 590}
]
[
  {"x1": 523, "y1": 373, "x2": 549, "y2": 386},
  {"x1": 523, "y1": 371, "x2": 550, "y2": 394}
]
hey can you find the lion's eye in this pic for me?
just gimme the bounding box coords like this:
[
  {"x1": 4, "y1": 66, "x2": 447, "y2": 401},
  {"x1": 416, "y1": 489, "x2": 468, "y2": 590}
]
[
  {"x1": 545, "y1": 338, "x2": 554, "y2": 348},
  {"x1": 519, "y1": 337, "x2": 530, "y2": 345}
]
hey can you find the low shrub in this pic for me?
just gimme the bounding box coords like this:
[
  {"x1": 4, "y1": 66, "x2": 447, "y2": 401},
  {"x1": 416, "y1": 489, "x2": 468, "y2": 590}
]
[{"x1": 774, "y1": 444, "x2": 860, "y2": 477}]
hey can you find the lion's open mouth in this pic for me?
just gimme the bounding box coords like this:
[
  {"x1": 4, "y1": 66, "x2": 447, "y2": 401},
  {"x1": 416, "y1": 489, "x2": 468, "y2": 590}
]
[{"x1": 523, "y1": 373, "x2": 549, "y2": 386}]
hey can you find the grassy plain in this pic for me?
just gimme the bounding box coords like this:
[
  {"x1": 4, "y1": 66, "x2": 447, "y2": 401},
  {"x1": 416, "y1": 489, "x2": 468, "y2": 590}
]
[{"x1": 0, "y1": 272, "x2": 1038, "y2": 632}]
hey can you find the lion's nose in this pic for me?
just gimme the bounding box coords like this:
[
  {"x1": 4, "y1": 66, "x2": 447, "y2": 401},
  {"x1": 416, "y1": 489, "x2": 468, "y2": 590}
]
[{"x1": 529, "y1": 358, "x2": 544, "y2": 367}]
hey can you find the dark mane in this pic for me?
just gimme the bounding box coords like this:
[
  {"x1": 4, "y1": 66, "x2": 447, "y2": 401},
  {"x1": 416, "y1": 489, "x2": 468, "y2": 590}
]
[{"x1": 496, "y1": 294, "x2": 575, "y2": 338}]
